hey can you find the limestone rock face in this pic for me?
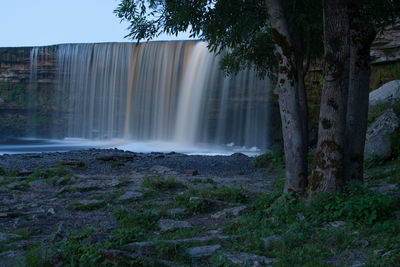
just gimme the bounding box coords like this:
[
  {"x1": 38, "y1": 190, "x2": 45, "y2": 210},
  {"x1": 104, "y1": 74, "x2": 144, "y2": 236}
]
[
  {"x1": 369, "y1": 80, "x2": 400, "y2": 108},
  {"x1": 371, "y1": 21, "x2": 400, "y2": 64},
  {"x1": 365, "y1": 109, "x2": 399, "y2": 159}
]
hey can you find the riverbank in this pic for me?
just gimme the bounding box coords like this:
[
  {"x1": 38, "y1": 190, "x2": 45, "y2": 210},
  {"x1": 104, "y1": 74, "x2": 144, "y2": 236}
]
[{"x1": 0, "y1": 149, "x2": 399, "y2": 266}]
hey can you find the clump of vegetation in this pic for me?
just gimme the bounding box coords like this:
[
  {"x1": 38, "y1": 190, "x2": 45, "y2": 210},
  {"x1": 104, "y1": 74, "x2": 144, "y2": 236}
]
[
  {"x1": 0, "y1": 168, "x2": 18, "y2": 177},
  {"x1": 23, "y1": 244, "x2": 52, "y2": 267},
  {"x1": 370, "y1": 61, "x2": 400, "y2": 91},
  {"x1": 141, "y1": 176, "x2": 186, "y2": 191},
  {"x1": 110, "y1": 161, "x2": 125, "y2": 168},
  {"x1": 68, "y1": 199, "x2": 106, "y2": 211},
  {"x1": 307, "y1": 182, "x2": 398, "y2": 225},
  {"x1": 186, "y1": 198, "x2": 209, "y2": 213},
  {"x1": 27, "y1": 167, "x2": 72, "y2": 185},
  {"x1": 252, "y1": 144, "x2": 284, "y2": 169},
  {"x1": 113, "y1": 206, "x2": 160, "y2": 232},
  {"x1": 220, "y1": 178, "x2": 400, "y2": 266},
  {"x1": 364, "y1": 154, "x2": 386, "y2": 169},
  {"x1": 59, "y1": 228, "x2": 104, "y2": 266},
  {"x1": 58, "y1": 160, "x2": 86, "y2": 169}
]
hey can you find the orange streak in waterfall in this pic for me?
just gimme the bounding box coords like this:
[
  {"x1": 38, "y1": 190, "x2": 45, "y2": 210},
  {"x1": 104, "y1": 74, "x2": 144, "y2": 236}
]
[{"x1": 124, "y1": 46, "x2": 139, "y2": 139}]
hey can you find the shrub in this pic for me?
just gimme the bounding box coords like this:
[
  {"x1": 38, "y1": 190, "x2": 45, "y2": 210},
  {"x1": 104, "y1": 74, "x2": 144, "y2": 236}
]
[
  {"x1": 306, "y1": 182, "x2": 398, "y2": 225},
  {"x1": 252, "y1": 144, "x2": 284, "y2": 168}
]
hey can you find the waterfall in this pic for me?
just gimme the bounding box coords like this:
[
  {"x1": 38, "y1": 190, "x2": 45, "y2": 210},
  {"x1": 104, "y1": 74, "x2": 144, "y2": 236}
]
[
  {"x1": 54, "y1": 41, "x2": 272, "y2": 150},
  {"x1": 27, "y1": 47, "x2": 39, "y2": 136}
]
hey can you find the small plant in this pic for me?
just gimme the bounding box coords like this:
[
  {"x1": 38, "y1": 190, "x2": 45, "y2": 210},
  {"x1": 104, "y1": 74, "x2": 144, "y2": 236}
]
[
  {"x1": 113, "y1": 207, "x2": 160, "y2": 231},
  {"x1": 8, "y1": 181, "x2": 31, "y2": 190},
  {"x1": 141, "y1": 176, "x2": 185, "y2": 191},
  {"x1": 61, "y1": 228, "x2": 103, "y2": 266},
  {"x1": 27, "y1": 167, "x2": 71, "y2": 185},
  {"x1": 187, "y1": 198, "x2": 208, "y2": 213},
  {"x1": 22, "y1": 244, "x2": 52, "y2": 267},
  {"x1": 68, "y1": 199, "x2": 106, "y2": 211},
  {"x1": 0, "y1": 169, "x2": 19, "y2": 177},
  {"x1": 110, "y1": 161, "x2": 125, "y2": 168},
  {"x1": 364, "y1": 154, "x2": 386, "y2": 169},
  {"x1": 155, "y1": 241, "x2": 178, "y2": 260}
]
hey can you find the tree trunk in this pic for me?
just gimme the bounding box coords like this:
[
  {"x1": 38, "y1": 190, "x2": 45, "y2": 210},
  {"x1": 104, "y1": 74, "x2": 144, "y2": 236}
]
[
  {"x1": 309, "y1": 0, "x2": 350, "y2": 195},
  {"x1": 292, "y1": 27, "x2": 311, "y2": 160},
  {"x1": 344, "y1": 7, "x2": 377, "y2": 182},
  {"x1": 265, "y1": 0, "x2": 307, "y2": 195}
]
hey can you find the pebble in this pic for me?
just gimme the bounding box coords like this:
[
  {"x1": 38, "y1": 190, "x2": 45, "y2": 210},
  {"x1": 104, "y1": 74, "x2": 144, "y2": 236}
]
[{"x1": 118, "y1": 191, "x2": 143, "y2": 201}]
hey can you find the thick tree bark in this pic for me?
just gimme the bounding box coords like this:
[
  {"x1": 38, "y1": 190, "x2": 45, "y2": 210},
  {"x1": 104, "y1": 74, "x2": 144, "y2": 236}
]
[
  {"x1": 309, "y1": 0, "x2": 350, "y2": 194},
  {"x1": 344, "y1": 7, "x2": 377, "y2": 182},
  {"x1": 265, "y1": 0, "x2": 307, "y2": 195},
  {"x1": 292, "y1": 27, "x2": 311, "y2": 156}
]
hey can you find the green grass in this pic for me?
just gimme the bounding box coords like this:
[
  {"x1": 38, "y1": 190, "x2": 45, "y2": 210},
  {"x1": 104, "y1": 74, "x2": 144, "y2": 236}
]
[
  {"x1": 0, "y1": 228, "x2": 32, "y2": 253},
  {"x1": 110, "y1": 161, "x2": 125, "y2": 168},
  {"x1": 141, "y1": 176, "x2": 186, "y2": 191},
  {"x1": 13, "y1": 153, "x2": 400, "y2": 266},
  {"x1": 68, "y1": 199, "x2": 107, "y2": 211},
  {"x1": 187, "y1": 186, "x2": 249, "y2": 204}
]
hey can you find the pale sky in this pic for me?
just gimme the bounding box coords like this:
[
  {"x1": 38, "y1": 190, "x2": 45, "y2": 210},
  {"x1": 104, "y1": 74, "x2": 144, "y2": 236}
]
[{"x1": 0, "y1": 0, "x2": 192, "y2": 47}]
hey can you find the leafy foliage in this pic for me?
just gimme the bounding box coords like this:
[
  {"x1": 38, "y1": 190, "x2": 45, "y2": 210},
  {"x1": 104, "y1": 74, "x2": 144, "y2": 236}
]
[
  {"x1": 307, "y1": 182, "x2": 398, "y2": 225},
  {"x1": 114, "y1": 0, "x2": 324, "y2": 77}
]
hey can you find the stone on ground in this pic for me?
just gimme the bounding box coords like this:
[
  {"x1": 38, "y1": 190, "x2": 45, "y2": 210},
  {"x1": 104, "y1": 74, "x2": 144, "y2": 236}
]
[
  {"x1": 0, "y1": 232, "x2": 21, "y2": 242},
  {"x1": 324, "y1": 221, "x2": 347, "y2": 228},
  {"x1": 220, "y1": 251, "x2": 277, "y2": 267},
  {"x1": 211, "y1": 206, "x2": 247, "y2": 219},
  {"x1": 76, "y1": 199, "x2": 104, "y2": 206},
  {"x1": 150, "y1": 165, "x2": 171, "y2": 174},
  {"x1": 326, "y1": 249, "x2": 369, "y2": 267},
  {"x1": 167, "y1": 208, "x2": 186, "y2": 216},
  {"x1": 125, "y1": 241, "x2": 155, "y2": 255},
  {"x1": 261, "y1": 235, "x2": 283, "y2": 249},
  {"x1": 118, "y1": 191, "x2": 143, "y2": 201},
  {"x1": 0, "y1": 251, "x2": 25, "y2": 267},
  {"x1": 186, "y1": 244, "x2": 221, "y2": 258},
  {"x1": 159, "y1": 219, "x2": 192, "y2": 231}
]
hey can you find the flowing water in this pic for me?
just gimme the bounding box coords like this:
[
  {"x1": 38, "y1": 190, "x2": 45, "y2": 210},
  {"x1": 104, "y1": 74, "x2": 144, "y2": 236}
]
[{"x1": 4, "y1": 41, "x2": 273, "y2": 155}]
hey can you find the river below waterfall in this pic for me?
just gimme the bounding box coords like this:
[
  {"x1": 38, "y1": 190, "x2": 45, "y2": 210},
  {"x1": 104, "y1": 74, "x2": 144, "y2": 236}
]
[{"x1": 0, "y1": 138, "x2": 262, "y2": 156}]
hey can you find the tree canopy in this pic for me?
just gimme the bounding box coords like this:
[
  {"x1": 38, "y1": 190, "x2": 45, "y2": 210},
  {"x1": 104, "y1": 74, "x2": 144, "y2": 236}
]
[{"x1": 115, "y1": 0, "x2": 323, "y2": 77}]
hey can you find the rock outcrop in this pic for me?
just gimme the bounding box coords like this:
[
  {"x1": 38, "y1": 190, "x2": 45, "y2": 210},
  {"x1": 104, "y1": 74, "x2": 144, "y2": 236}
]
[
  {"x1": 369, "y1": 80, "x2": 400, "y2": 107},
  {"x1": 371, "y1": 21, "x2": 400, "y2": 64},
  {"x1": 365, "y1": 108, "x2": 399, "y2": 159}
]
